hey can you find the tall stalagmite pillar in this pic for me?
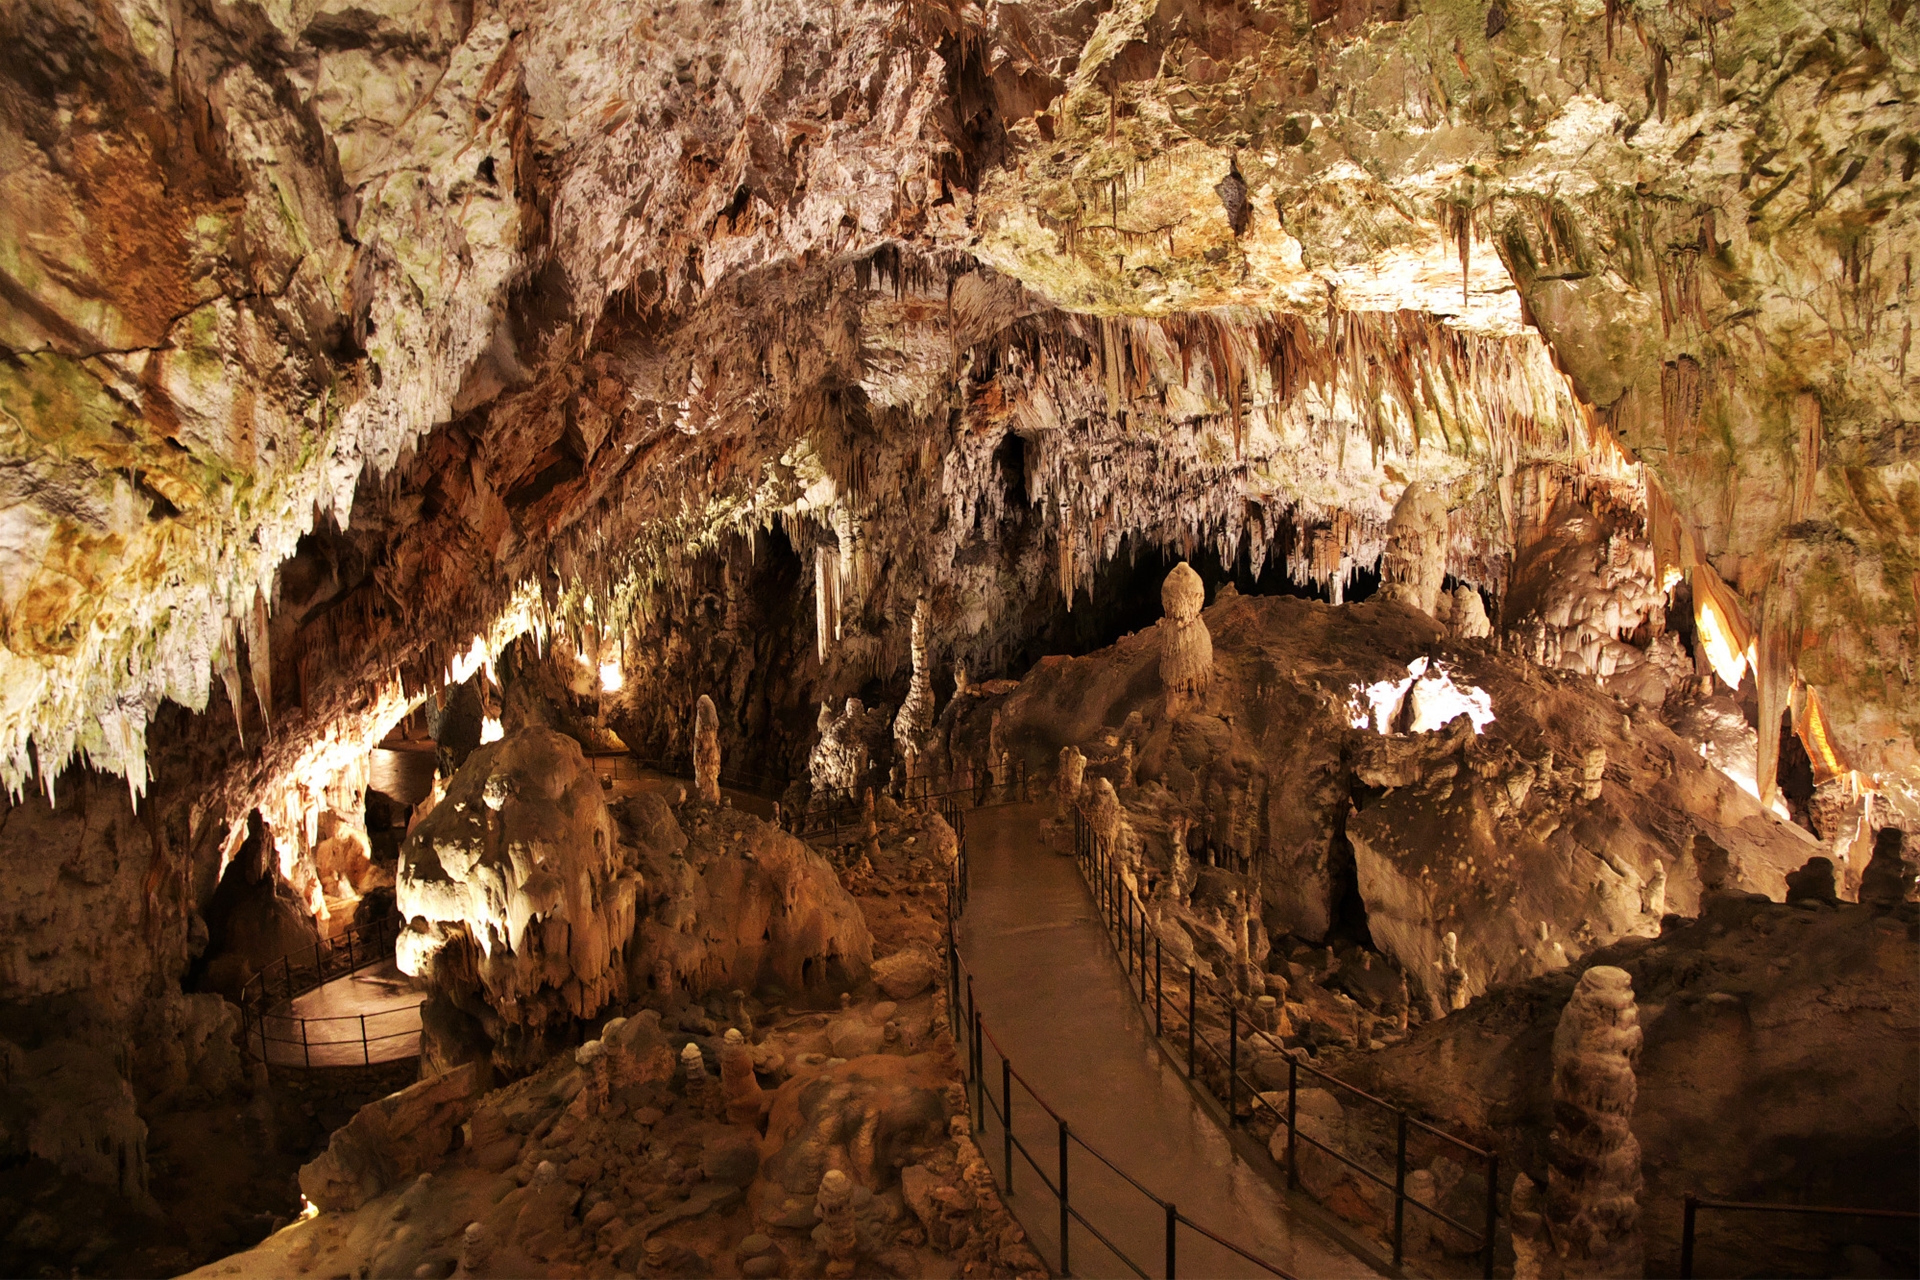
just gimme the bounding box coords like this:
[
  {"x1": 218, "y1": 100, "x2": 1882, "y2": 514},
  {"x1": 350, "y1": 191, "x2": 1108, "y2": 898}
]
[
  {"x1": 1379, "y1": 481, "x2": 1449, "y2": 618},
  {"x1": 1512, "y1": 965, "x2": 1646, "y2": 1279},
  {"x1": 693, "y1": 694, "x2": 721, "y2": 804},
  {"x1": 1160, "y1": 561, "x2": 1213, "y2": 698},
  {"x1": 894, "y1": 598, "x2": 936, "y2": 774}
]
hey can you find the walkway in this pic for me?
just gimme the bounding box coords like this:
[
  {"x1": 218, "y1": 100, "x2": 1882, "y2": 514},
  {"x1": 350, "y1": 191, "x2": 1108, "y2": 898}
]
[
  {"x1": 959, "y1": 803, "x2": 1376, "y2": 1279},
  {"x1": 589, "y1": 756, "x2": 777, "y2": 820},
  {"x1": 256, "y1": 960, "x2": 423, "y2": 1067}
]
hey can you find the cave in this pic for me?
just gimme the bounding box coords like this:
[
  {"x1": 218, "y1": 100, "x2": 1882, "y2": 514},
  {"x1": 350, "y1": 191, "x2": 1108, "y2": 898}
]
[{"x1": 1, "y1": 2, "x2": 1916, "y2": 1278}]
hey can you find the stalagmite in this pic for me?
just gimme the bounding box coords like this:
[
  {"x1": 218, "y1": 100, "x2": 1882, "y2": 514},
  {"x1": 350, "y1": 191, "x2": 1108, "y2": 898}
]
[
  {"x1": 893, "y1": 598, "x2": 937, "y2": 772},
  {"x1": 1056, "y1": 745, "x2": 1086, "y2": 814},
  {"x1": 693, "y1": 694, "x2": 722, "y2": 804},
  {"x1": 720, "y1": 1028, "x2": 764, "y2": 1124},
  {"x1": 1452, "y1": 584, "x2": 1491, "y2": 638},
  {"x1": 1088, "y1": 777, "x2": 1125, "y2": 859},
  {"x1": 1859, "y1": 827, "x2": 1915, "y2": 909},
  {"x1": 1378, "y1": 482, "x2": 1449, "y2": 618},
  {"x1": 1512, "y1": 965, "x2": 1646, "y2": 1279},
  {"x1": 1159, "y1": 561, "x2": 1212, "y2": 698},
  {"x1": 814, "y1": 1168, "x2": 858, "y2": 1276},
  {"x1": 810, "y1": 698, "x2": 870, "y2": 802},
  {"x1": 1437, "y1": 930, "x2": 1470, "y2": 1012}
]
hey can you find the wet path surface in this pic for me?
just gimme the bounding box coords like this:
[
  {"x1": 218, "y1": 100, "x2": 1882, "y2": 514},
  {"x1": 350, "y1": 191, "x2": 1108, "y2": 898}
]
[
  {"x1": 959, "y1": 803, "x2": 1376, "y2": 1279},
  {"x1": 261, "y1": 960, "x2": 423, "y2": 1067}
]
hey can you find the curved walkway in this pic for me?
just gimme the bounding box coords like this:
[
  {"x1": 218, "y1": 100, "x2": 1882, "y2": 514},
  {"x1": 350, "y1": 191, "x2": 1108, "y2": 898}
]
[
  {"x1": 959, "y1": 803, "x2": 1376, "y2": 1279},
  {"x1": 256, "y1": 960, "x2": 423, "y2": 1067}
]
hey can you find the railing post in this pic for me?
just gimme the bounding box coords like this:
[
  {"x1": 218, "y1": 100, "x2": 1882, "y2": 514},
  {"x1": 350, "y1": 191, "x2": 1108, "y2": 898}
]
[
  {"x1": 1058, "y1": 1120, "x2": 1071, "y2": 1277},
  {"x1": 1140, "y1": 908, "x2": 1149, "y2": 1003},
  {"x1": 1484, "y1": 1153, "x2": 1500, "y2": 1280},
  {"x1": 1187, "y1": 966, "x2": 1196, "y2": 1077},
  {"x1": 1155, "y1": 937, "x2": 1163, "y2": 1037},
  {"x1": 1165, "y1": 1201, "x2": 1177, "y2": 1279},
  {"x1": 1393, "y1": 1111, "x2": 1408, "y2": 1267},
  {"x1": 301, "y1": 1016, "x2": 310, "y2": 1068},
  {"x1": 1002, "y1": 1054, "x2": 1013, "y2": 1196},
  {"x1": 972, "y1": 1005, "x2": 984, "y2": 1133},
  {"x1": 1286, "y1": 1056, "x2": 1299, "y2": 1189},
  {"x1": 1680, "y1": 1192, "x2": 1696, "y2": 1280},
  {"x1": 1228, "y1": 1002, "x2": 1239, "y2": 1123}
]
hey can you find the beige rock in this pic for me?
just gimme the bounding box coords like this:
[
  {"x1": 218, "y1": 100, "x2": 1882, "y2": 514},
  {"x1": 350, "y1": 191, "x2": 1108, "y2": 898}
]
[
  {"x1": 693, "y1": 694, "x2": 722, "y2": 804},
  {"x1": 1159, "y1": 562, "x2": 1213, "y2": 697},
  {"x1": 298, "y1": 1062, "x2": 484, "y2": 1212},
  {"x1": 1379, "y1": 483, "x2": 1449, "y2": 619},
  {"x1": 396, "y1": 729, "x2": 640, "y2": 1070},
  {"x1": 872, "y1": 945, "x2": 940, "y2": 1000}
]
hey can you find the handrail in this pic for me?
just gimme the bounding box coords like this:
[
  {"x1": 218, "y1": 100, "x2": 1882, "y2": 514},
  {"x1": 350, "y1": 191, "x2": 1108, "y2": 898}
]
[
  {"x1": 1072, "y1": 806, "x2": 1502, "y2": 1277},
  {"x1": 942, "y1": 802, "x2": 1306, "y2": 1279},
  {"x1": 788, "y1": 761, "x2": 1033, "y2": 838},
  {"x1": 1680, "y1": 1194, "x2": 1920, "y2": 1278},
  {"x1": 237, "y1": 913, "x2": 422, "y2": 1069}
]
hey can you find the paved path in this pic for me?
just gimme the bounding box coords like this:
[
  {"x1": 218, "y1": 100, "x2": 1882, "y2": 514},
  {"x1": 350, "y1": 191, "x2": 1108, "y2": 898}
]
[
  {"x1": 959, "y1": 804, "x2": 1376, "y2": 1279},
  {"x1": 258, "y1": 960, "x2": 422, "y2": 1067}
]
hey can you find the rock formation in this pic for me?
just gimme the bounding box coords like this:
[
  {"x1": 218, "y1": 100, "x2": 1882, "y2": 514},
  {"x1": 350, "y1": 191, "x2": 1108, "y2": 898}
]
[
  {"x1": 1378, "y1": 484, "x2": 1450, "y2": 619},
  {"x1": 810, "y1": 699, "x2": 872, "y2": 804},
  {"x1": 616, "y1": 791, "x2": 873, "y2": 1002},
  {"x1": 893, "y1": 599, "x2": 937, "y2": 774},
  {"x1": 396, "y1": 728, "x2": 640, "y2": 1069},
  {"x1": 1159, "y1": 561, "x2": 1213, "y2": 699},
  {"x1": 956, "y1": 591, "x2": 1810, "y2": 1012},
  {"x1": 693, "y1": 694, "x2": 722, "y2": 805},
  {"x1": 1516, "y1": 966, "x2": 1646, "y2": 1279}
]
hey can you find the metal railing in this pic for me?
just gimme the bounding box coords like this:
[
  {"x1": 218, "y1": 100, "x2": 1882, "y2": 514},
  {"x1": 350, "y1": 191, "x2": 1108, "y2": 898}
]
[
  {"x1": 787, "y1": 762, "x2": 1033, "y2": 841},
  {"x1": 238, "y1": 914, "x2": 423, "y2": 1068},
  {"x1": 587, "y1": 750, "x2": 787, "y2": 797},
  {"x1": 1074, "y1": 808, "x2": 1501, "y2": 1277},
  {"x1": 247, "y1": 1002, "x2": 427, "y2": 1069},
  {"x1": 942, "y1": 840, "x2": 1304, "y2": 1278},
  {"x1": 1679, "y1": 1194, "x2": 1920, "y2": 1278}
]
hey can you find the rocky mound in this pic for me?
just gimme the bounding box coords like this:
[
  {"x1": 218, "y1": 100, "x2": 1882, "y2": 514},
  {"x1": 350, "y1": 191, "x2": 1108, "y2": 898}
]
[{"x1": 945, "y1": 589, "x2": 1813, "y2": 1014}]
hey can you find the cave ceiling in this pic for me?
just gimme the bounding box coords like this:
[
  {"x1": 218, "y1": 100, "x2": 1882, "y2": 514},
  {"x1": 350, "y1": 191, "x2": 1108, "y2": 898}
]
[{"x1": 0, "y1": 0, "x2": 1915, "y2": 827}]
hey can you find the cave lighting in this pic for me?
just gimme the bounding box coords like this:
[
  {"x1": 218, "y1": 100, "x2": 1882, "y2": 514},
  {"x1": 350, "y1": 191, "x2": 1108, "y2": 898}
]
[
  {"x1": 481, "y1": 717, "x2": 504, "y2": 743},
  {"x1": 1350, "y1": 657, "x2": 1496, "y2": 735},
  {"x1": 599, "y1": 660, "x2": 624, "y2": 692}
]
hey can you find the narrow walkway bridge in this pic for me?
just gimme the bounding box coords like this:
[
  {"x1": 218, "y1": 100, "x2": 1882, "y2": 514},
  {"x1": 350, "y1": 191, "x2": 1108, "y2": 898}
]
[{"x1": 958, "y1": 802, "x2": 1378, "y2": 1278}]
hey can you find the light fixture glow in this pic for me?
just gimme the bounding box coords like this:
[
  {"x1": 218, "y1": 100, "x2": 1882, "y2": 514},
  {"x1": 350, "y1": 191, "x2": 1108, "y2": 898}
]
[
  {"x1": 598, "y1": 660, "x2": 623, "y2": 692},
  {"x1": 480, "y1": 716, "x2": 504, "y2": 743},
  {"x1": 1350, "y1": 658, "x2": 1495, "y2": 735}
]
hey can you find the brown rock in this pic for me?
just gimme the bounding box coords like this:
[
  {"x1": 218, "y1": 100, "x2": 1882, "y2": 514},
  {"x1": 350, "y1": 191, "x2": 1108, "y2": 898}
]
[{"x1": 298, "y1": 1062, "x2": 484, "y2": 1212}]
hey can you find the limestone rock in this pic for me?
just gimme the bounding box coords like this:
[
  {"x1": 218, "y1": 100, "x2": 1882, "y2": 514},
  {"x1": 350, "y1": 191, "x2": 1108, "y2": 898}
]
[
  {"x1": 618, "y1": 794, "x2": 873, "y2": 1001},
  {"x1": 1159, "y1": 562, "x2": 1213, "y2": 698},
  {"x1": 298, "y1": 1062, "x2": 484, "y2": 1212},
  {"x1": 871, "y1": 945, "x2": 940, "y2": 1001},
  {"x1": 693, "y1": 694, "x2": 722, "y2": 804},
  {"x1": 396, "y1": 729, "x2": 640, "y2": 1070},
  {"x1": 1378, "y1": 483, "x2": 1449, "y2": 619}
]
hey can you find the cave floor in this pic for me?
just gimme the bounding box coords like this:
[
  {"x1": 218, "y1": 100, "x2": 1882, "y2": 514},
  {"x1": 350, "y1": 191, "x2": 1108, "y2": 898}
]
[
  {"x1": 257, "y1": 960, "x2": 424, "y2": 1067},
  {"x1": 958, "y1": 803, "x2": 1379, "y2": 1279}
]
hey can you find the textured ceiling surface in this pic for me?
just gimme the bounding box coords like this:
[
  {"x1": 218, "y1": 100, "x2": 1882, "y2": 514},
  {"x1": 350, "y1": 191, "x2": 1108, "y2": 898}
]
[{"x1": 0, "y1": 0, "x2": 1914, "y2": 821}]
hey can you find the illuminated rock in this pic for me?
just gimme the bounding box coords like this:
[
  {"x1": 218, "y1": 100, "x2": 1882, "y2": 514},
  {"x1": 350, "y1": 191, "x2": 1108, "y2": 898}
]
[
  {"x1": 396, "y1": 728, "x2": 640, "y2": 1069},
  {"x1": 693, "y1": 694, "x2": 722, "y2": 804},
  {"x1": 1159, "y1": 562, "x2": 1212, "y2": 698}
]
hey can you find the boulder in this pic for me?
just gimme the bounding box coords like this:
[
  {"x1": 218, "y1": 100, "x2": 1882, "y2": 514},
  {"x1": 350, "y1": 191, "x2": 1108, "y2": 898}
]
[
  {"x1": 872, "y1": 946, "x2": 939, "y2": 1000},
  {"x1": 298, "y1": 1062, "x2": 484, "y2": 1211}
]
